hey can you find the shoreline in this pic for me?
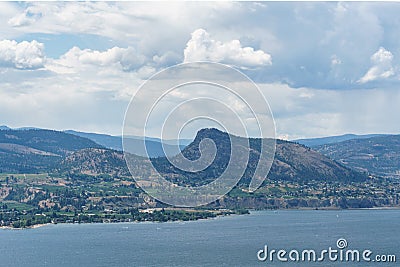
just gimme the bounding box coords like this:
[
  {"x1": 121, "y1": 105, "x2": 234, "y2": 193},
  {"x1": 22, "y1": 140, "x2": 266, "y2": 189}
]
[
  {"x1": 0, "y1": 223, "x2": 51, "y2": 230},
  {"x1": 2, "y1": 206, "x2": 400, "y2": 230},
  {"x1": 252, "y1": 206, "x2": 400, "y2": 211}
]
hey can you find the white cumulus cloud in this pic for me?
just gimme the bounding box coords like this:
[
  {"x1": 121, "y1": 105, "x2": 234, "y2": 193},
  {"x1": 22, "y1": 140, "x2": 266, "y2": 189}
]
[
  {"x1": 184, "y1": 28, "x2": 272, "y2": 69},
  {"x1": 0, "y1": 39, "x2": 45, "y2": 69},
  {"x1": 358, "y1": 47, "x2": 395, "y2": 83},
  {"x1": 48, "y1": 46, "x2": 146, "y2": 73}
]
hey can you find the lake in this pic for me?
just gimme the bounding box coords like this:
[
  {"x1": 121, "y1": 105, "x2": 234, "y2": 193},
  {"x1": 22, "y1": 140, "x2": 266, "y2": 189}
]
[{"x1": 0, "y1": 209, "x2": 399, "y2": 266}]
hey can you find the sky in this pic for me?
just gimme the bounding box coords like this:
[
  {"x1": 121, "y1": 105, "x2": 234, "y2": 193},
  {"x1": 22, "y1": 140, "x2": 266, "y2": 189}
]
[{"x1": 0, "y1": 2, "x2": 400, "y2": 140}]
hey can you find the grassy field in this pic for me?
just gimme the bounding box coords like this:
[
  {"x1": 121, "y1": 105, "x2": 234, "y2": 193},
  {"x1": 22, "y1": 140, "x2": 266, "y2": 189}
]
[{"x1": 0, "y1": 173, "x2": 49, "y2": 183}]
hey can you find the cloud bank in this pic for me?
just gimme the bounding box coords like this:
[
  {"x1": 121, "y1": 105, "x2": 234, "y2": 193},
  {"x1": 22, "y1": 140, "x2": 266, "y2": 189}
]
[
  {"x1": 184, "y1": 29, "x2": 272, "y2": 69},
  {"x1": 0, "y1": 39, "x2": 45, "y2": 69},
  {"x1": 49, "y1": 46, "x2": 146, "y2": 73},
  {"x1": 0, "y1": 2, "x2": 400, "y2": 138}
]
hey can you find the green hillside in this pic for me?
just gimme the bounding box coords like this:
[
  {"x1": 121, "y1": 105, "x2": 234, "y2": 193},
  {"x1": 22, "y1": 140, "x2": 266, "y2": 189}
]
[{"x1": 0, "y1": 129, "x2": 103, "y2": 173}]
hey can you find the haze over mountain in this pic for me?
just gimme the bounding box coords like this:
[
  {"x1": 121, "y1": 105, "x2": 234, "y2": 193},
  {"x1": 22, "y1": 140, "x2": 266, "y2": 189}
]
[
  {"x1": 65, "y1": 130, "x2": 190, "y2": 158},
  {"x1": 293, "y1": 134, "x2": 388, "y2": 147}
]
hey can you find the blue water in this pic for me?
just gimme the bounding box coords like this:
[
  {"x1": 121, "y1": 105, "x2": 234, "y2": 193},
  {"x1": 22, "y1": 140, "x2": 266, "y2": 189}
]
[{"x1": 0, "y1": 209, "x2": 399, "y2": 266}]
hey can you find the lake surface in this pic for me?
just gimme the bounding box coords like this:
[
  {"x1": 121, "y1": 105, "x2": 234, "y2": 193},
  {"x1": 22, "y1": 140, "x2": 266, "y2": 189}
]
[{"x1": 0, "y1": 209, "x2": 399, "y2": 266}]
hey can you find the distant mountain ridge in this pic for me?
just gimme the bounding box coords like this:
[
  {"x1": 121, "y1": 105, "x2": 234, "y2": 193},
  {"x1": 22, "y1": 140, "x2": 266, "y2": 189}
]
[
  {"x1": 0, "y1": 125, "x2": 41, "y2": 131},
  {"x1": 0, "y1": 126, "x2": 192, "y2": 158},
  {"x1": 64, "y1": 130, "x2": 123, "y2": 151},
  {"x1": 0, "y1": 129, "x2": 103, "y2": 173},
  {"x1": 293, "y1": 133, "x2": 388, "y2": 147},
  {"x1": 0, "y1": 125, "x2": 11, "y2": 130},
  {"x1": 1, "y1": 126, "x2": 399, "y2": 182},
  {"x1": 65, "y1": 130, "x2": 190, "y2": 157},
  {"x1": 1, "y1": 126, "x2": 391, "y2": 149}
]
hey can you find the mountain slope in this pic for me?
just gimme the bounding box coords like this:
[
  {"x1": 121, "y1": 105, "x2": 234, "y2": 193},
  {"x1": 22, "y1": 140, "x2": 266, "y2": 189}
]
[
  {"x1": 0, "y1": 129, "x2": 103, "y2": 173},
  {"x1": 59, "y1": 148, "x2": 131, "y2": 177},
  {"x1": 314, "y1": 135, "x2": 400, "y2": 178},
  {"x1": 269, "y1": 140, "x2": 366, "y2": 182},
  {"x1": 0, "y1": 128, "x2": 369, "y2": 185},
  {"x1": 151, "y1": 128, "x2": 367, "y2": 186}
]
